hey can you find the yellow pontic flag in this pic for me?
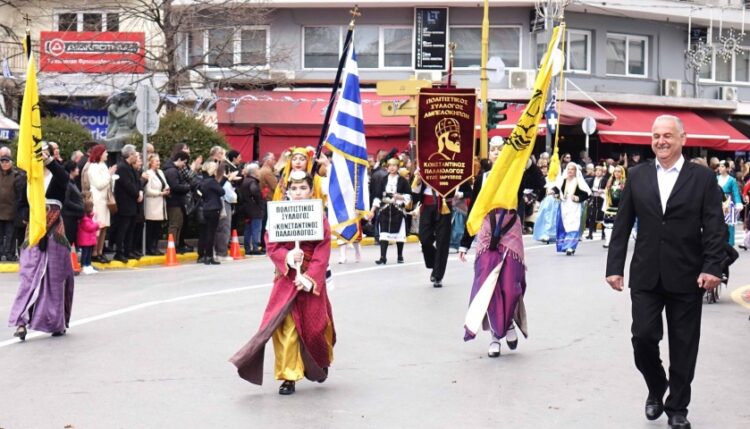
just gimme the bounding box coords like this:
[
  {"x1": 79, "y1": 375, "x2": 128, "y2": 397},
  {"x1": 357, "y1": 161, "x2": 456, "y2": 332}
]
[
  {"x1": 466, "y1": 25, "x2": 564, "y2": 236},
  {"x1": 16, "y1": 39, "x2": 46, "y2": 247}
]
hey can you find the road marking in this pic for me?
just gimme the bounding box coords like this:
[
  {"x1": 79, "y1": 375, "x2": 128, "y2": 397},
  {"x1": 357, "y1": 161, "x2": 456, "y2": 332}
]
[{"x1": 0, "y1": 239, "x2": 593, "y2": 348}]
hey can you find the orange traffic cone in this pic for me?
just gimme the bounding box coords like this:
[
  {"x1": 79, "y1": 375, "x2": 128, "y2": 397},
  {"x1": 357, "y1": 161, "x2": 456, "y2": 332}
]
[
  {"x1": 165, "y1": 234, "x2": 179, "y2": 266},
  {"x1": 229, "y1": 229, "x2": 242, "y2": 260},
  {"x1": 70, "y1": 244, "x2": 81, "y2": 274}
]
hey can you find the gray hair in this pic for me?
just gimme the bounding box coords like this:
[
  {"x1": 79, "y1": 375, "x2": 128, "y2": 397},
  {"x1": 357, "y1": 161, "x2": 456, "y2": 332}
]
[
  {"x1": 121, "y1": 144, "x2": 137, "y2": 159},
  {"x1": 209, "y1": 146, "x2": 224, "y2": 157},
  {"x1": 0, "y1": 146, "x2": 11, "y2": 157},
  {"x1": 654, "y1": 114, "x2": 685, "y2": 135},
  {"x1": 262, "y1": 152, "x2": 275, "y2": 163},
  {"x1": 70, "y1": 150, "x2": 83, "y2": 161},
  {"x1": 244, "y1": 162, "x2": 260, "y2": 176}
]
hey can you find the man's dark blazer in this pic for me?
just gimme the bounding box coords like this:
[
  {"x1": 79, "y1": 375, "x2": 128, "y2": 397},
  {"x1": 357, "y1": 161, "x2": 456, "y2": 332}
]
[
  {"x1": 114, "y1": 161, "x2": 141, "y2": 217},
  {"x1": 605, "y1": 159, "x2": 725, "y2": 293}
]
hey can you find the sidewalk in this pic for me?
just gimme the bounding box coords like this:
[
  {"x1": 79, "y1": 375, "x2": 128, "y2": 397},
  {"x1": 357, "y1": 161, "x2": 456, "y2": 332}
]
[{"x1": 0, "y1": 236, "x2": 420, "y2": 274}]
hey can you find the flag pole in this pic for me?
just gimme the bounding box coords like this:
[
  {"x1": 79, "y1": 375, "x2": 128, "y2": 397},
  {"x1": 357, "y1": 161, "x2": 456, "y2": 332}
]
[
  {"x1": 479, "y1": 0, "x2": 489, "y2": 160},
  {"x1": 313, "y1": 6, "x2": 360, "y2": 174}
]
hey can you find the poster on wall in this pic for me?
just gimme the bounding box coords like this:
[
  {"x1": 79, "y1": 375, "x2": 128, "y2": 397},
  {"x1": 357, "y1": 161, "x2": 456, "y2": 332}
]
[
  {"x1": 51, "y1": 106, "x2": 109, "y2": 141},
  {"x1": 40, "y1": 31, "x2": 145, "y2": 74}
]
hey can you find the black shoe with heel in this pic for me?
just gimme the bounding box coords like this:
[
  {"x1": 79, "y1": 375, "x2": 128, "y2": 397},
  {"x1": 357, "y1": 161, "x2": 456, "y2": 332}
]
[
  {"x1": 375, "y1": 258, "x2": 386, "y2": 265},
  {"x1": 278, "y1": 380, "x2": 296, "y2": 395},
  {"x1": 13, "y1": 326, "x2": 27, "y2": 341}
]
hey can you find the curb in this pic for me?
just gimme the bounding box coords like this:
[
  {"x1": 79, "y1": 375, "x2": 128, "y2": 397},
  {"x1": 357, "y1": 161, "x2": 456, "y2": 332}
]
[{"x1": 0, "y1": 236, "x2": 420, "y2": 273}]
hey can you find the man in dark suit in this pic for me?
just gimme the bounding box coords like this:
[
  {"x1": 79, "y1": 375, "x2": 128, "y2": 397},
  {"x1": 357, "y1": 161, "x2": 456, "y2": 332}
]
[
  {"x1": 113, "y1": 144, "x2": 144, "y2": 263},
  {"x1": 606, "y1": 115, "x2": 725, "y2": 429}
]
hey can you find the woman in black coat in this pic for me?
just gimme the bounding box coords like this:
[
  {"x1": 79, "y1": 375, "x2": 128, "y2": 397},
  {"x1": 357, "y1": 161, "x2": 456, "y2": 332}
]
[
  {"x1": 198, "y1": 161, "x2": 226, "y2": 265},
  {"x1": 237, "y1": 163, "x2": 265, "y2": 254}
]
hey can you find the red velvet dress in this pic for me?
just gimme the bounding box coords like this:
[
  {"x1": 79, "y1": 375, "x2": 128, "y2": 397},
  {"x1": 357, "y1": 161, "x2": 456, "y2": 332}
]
[{"x1": 230, "y1": 219, "x2": 335, "y2": 385}]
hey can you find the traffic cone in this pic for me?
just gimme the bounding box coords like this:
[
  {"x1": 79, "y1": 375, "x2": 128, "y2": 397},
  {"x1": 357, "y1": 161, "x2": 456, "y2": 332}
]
[
  {"x1": 70, "y1": 244, "x2": 81, "y2": 274},
  {"x1": 165, "y1": 234, "x2": 179, "y2": 266},
  {"x1": 229, "y1": 229, "x2": 242, "y2": 260}
]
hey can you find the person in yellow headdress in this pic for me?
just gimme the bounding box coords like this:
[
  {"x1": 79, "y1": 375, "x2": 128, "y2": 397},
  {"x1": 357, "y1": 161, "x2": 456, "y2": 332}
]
[{"x1": 272, "y1": 147, "x2": 325, "y2": 204}]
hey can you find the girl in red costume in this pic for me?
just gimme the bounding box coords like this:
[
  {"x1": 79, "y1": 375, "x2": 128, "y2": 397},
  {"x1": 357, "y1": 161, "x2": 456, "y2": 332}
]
[{"x1": 230, "y1": 170, "x2": 335, "y2": 395}]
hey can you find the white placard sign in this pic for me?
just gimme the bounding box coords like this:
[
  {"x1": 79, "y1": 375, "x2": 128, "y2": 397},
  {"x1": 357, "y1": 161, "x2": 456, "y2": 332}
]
[{"x1": 266, "y1": 199, "x2": 325, "y2": 243}]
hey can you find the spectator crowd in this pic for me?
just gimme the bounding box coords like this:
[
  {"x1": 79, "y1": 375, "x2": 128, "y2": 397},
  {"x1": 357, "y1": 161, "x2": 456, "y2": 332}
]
[{"x1": 2, "y1": 140, "x2": 749, "y2": 271}]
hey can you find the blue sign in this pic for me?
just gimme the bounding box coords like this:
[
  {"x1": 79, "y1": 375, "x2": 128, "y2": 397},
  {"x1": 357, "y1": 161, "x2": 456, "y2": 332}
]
[
  {"x1": 52, "y1": 106, "x2": 109, "y2": 141},
  {"x1": 0, "y1": 129, "x2": 14, "y2": 140}
]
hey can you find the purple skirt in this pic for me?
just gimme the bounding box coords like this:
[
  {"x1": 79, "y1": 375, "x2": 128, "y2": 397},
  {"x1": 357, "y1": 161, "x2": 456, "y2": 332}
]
[
  {"x1": 464, "y1": 247, "x2": 526, "y2": 341},
  {"x1": 8, "y1": 236, "x2": 75, "y2": 334}
]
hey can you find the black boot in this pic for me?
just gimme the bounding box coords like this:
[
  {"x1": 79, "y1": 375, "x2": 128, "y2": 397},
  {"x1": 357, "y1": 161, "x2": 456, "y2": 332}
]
[
  {"x1": 396, "y1": 242, "x2": 404, "y2": 263},
  {"x1": 375, "y1": 241, "x2": 388, "y2": 264}
]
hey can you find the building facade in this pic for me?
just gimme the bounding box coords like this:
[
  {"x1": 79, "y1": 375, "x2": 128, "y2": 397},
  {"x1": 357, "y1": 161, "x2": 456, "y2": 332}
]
[{"x1": 3, "y1": 0, "x2": 750, "y2": 160}]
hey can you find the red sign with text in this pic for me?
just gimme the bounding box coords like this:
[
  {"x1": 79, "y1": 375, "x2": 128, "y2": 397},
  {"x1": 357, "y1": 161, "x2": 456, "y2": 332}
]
[{"x1": 40, "y1": 31, "x2": 145, "y2": 74}]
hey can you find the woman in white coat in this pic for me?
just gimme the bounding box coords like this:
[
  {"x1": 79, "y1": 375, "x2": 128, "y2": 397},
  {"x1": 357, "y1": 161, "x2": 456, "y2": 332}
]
[
  {"x1": 86, "y1": 144, "x2": 114, "y2": 263},
  {"x1": 144, "y1": 154, "x2": 170, "y2": 255}
]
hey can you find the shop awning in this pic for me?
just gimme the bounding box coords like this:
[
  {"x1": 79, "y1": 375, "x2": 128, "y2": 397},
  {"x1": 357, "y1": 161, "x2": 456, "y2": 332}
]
[
  {"x1": 596, "y1": 106, "x2": 728, "y2": 148},
  {"x1": 484, "y1": 100, "x2": 614, "y2": 138},
  {"x1": 703, "y1": 116, "x2": 750, "y2": 152}
]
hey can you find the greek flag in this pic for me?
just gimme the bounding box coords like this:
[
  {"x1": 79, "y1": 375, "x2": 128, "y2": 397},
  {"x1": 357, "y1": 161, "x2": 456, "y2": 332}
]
[{"x1": 325, "y1": 47, "x2": 370, "y2": 241}]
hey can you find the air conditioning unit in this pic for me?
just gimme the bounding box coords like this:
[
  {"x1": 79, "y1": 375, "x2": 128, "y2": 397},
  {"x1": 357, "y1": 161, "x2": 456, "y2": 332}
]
[
  {"x1": 415, "y1": 70, "x2": 443, "y2": 82},
  {"x1": 508, "y1": 70, "x2": 536, "y2": 89},
  {"x1": 660, "y1": 79, "x2": 682, "y2": 97},
  {"x1": 719, "y1": 86, "x2": 738, "y2": 101}
]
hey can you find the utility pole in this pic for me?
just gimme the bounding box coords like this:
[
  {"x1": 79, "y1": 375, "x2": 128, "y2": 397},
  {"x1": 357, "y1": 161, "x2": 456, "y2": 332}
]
[{"x1": 479, "y1": 0, "x2": 490, "y2": 160}]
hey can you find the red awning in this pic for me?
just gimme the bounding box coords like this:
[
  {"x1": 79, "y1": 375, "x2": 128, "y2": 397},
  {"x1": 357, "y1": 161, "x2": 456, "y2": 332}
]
[
  {"x1": 483, "y1": 100, "x2": 614, "y2": 138},
  {"x1": 703, "y1": 116, "x2": 750, "y2": 152},
  {"x1": 217, "y1": 89, "x2": 409, "y2": 126},
  {"x1": 596, "y1": 106, "x2": 727, "y2": 148},
  {"x1": 216, "y1": 90, "x2": 413, "y2": 159}
]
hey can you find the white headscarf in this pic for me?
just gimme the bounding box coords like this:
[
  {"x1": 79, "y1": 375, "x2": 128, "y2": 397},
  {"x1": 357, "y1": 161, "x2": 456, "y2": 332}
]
[{"x1": 555, "y1": 163, "x2": 591, "y2": 196}]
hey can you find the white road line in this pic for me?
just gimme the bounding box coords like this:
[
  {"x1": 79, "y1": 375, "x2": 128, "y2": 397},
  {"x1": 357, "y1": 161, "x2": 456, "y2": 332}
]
[{"x1": 0, "y1": 239, "x2": 595, "y2": 348}]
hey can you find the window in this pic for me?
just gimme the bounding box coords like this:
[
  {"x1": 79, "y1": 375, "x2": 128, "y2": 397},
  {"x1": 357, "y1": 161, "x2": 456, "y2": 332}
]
[
  {"x1": 55, "y1": 12, "x2": 119, "y2": 32},
  {"x1": 304, "y1": 26, "x2": 341, "y2": 68},
  {"x1": 303, "y1": 25, "x2": 413, "y2": 69},
  {"x1": 240, "y1": 28, "x2": 268, "y2": 67},
  {"x1": 58, "y1": 13, "x2": 77, "y2": 31},
  {"x1": 536, "y1": 29, "x2": 591, "y2": 73},
  {"x1": 698, "y1": 30, "x2": 750, "y2": 83},
  {"x1": 383, "y1": 27, "x2": 412, "y2": 67},
  {"x1": 606, "y1": 34, "x2": 648, "y2": 77},
  {"x1": 354, "y1": 26, "x2": 379, "y2": 68},
  {"x1": 185, "y1": 26, "x2": 270, "y2": 69},
  {"x1": 450, "y1": 26, "x2": 521, "y2": 68},
  {"x1": 207, "y1": 28, "x2": 234, "y2": 68}
]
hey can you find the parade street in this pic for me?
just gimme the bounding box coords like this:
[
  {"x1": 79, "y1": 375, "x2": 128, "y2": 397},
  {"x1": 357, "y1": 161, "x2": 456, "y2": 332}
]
[{"x1": 0, "y1": 237, "x2": 748, "y2": 429}]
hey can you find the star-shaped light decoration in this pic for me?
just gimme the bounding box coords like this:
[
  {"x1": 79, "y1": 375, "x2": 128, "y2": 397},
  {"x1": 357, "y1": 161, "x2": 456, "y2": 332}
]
[
  {"x1": 685, "y1": 39, "x2": 713, "y2": 71},
  {"x1": 717, "y1": 28, "x2": 745, "y2": 62}
]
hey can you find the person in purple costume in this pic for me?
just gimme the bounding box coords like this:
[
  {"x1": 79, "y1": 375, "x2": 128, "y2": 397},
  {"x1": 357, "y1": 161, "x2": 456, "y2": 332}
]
[
  {"x1": 459, "y1": 208, "x2": 527, "y2": 357},
  {"x1": 9, "y1": 143, "x2": 75, "y2": 341}
]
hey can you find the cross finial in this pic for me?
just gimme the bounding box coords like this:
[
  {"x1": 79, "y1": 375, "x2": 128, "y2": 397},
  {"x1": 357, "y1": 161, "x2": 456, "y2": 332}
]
[
  {"x1": 348, "y1": 5, "x2": 361, "y2": 29},
  {"x1": 23, "y1": 14, "x2": 31, "y2": 33}
]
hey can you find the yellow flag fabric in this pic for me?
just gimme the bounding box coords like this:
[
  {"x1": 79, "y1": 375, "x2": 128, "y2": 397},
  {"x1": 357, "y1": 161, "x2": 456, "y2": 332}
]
[
  {"x1": 466, "y1": 26, "x2": 564, "y2": 236},
  {"x1": 547, "y1": 147, "x2": 560, "y2": 183},
  {"x1": 16, "y1": 49, "x2": 46, "y2": 247}
]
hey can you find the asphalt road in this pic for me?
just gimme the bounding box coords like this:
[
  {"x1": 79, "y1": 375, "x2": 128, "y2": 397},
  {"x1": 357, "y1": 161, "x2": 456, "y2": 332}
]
[{"x1": 0, "y1": 236, "x2": 748, "y2": 429}]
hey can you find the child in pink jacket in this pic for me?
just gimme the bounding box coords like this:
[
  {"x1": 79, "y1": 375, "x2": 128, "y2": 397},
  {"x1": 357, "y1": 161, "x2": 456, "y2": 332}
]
[{"x1": 77, "y1": 200, "x2": 100, "y2": 275}]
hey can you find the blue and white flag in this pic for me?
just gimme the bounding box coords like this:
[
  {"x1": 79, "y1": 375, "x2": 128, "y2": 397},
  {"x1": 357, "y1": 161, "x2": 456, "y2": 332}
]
[
  {"x1": 325, "y1": 47, "x2": 370, "y2": 241},
  {"x1": 545, "y1": 90, "x2": 558, "y2": 135}
]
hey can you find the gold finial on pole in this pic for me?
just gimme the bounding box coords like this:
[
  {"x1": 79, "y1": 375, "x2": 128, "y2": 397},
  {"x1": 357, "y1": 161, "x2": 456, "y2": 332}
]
[{"x1": 348, "y1": 5, "x2": 361, "y2": 29}]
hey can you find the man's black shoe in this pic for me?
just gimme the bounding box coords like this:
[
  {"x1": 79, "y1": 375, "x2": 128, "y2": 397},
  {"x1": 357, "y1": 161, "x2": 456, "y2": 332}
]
[
  {"x1": 205, "y1": 258, "x2": 220, "y2": 265},
  {"x1": 397, "y1": 257, "x2": 404, "y2": 263},
  {"x1": 375, "y1": 258, "x2": 386, "y2": 265},
  {"x1": 430, "y1": 275, "x2": 436, "y2": 282},
  {"x1": 667, "y1": 415, "x2": 691, "y2": 429},
  {"x1": 126, "y1": 253, "x2": 141, "y2": 260},
  {"x1": 645, "y1": 397, "x2": 664, "y2": 420},
  {"x1": 113, "y1": 254, "x2": 129, "y2": 263},
  {"x1": 433, "y1": 280, "x2": 442, "y2": 288},
  {"x1": 176, "y1": 246, "x2": 192, "y2": 254}
]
